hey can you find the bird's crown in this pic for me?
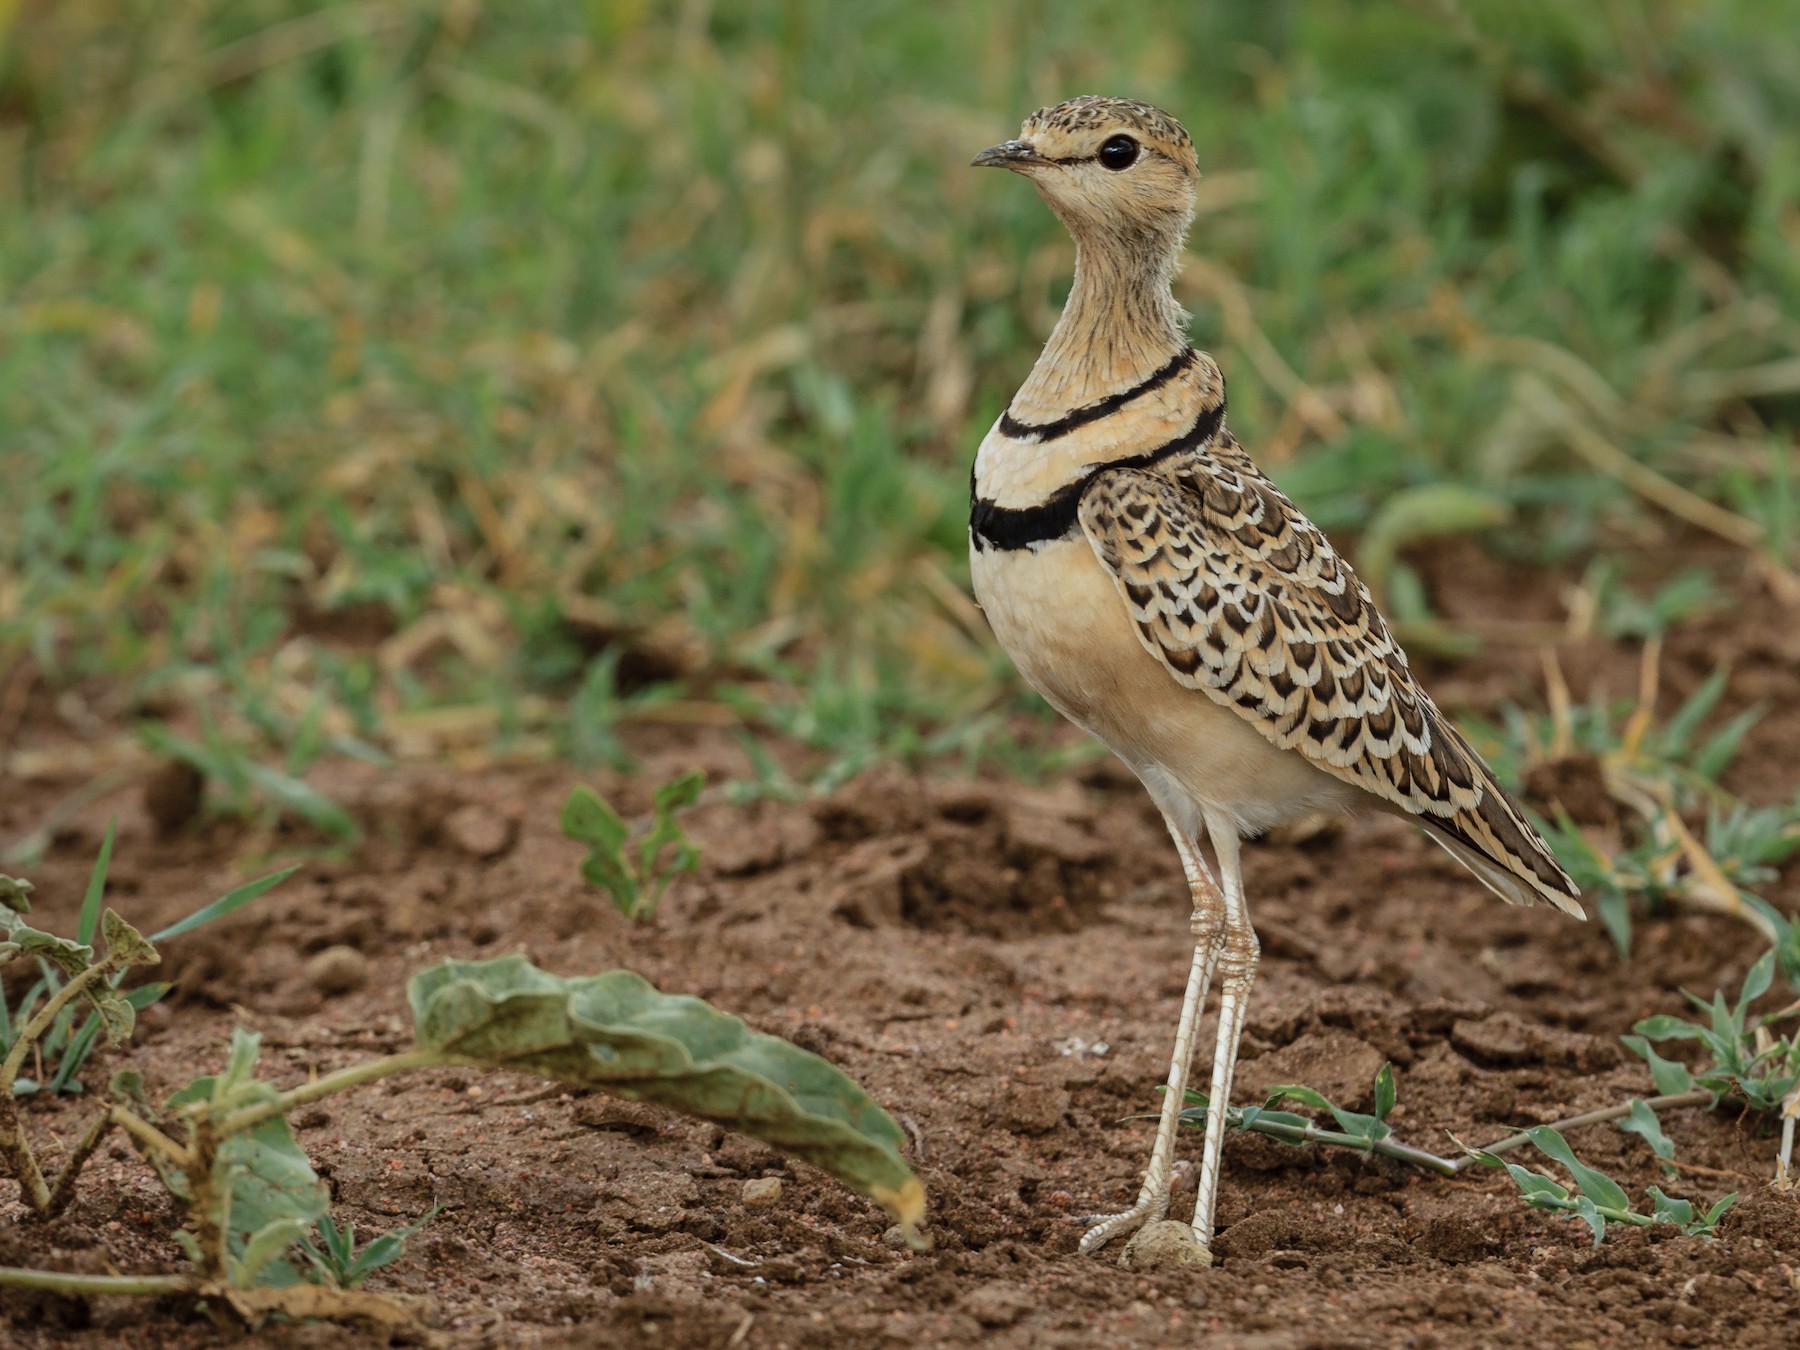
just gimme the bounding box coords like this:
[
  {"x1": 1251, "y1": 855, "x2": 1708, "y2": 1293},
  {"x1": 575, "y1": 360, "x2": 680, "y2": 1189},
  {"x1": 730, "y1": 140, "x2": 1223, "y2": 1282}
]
[{"x1": 1019, "y1": 95, "x2": 1196, "y2": 174}]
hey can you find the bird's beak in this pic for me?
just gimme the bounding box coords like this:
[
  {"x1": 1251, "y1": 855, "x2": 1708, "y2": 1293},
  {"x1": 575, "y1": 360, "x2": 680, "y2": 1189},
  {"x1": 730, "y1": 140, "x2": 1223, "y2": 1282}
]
[{"x1": 970, "y1": 139, "x2": 1040, "y2": 170}]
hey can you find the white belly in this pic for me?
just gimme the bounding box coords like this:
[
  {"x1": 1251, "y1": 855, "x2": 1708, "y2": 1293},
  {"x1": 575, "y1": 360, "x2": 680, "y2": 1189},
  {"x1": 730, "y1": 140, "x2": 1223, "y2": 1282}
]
[{"x1": 970, "y1": 535, "x2": 1363, "y2": 837}]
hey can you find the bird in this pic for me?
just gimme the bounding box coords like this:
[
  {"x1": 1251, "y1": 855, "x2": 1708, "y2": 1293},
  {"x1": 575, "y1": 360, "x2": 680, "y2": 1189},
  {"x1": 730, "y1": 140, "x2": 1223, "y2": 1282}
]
[{"x1": 967, "y1": 96, "x2": 1585, "y2": 1264}]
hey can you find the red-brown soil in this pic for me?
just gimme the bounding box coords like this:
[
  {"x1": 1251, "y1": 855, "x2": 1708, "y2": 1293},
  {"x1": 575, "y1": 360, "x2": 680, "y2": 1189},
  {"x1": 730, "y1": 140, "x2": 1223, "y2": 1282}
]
[{"x1": 4, "y1": 566, "x2": 1800, "y2": 1348}]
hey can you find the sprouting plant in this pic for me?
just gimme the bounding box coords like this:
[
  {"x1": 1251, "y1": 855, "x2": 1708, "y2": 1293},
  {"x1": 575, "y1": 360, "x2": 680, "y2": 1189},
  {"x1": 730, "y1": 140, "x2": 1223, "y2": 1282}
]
[
  {"x1": 1622, "y1": 948, "x2": 1800, "y2": 1180},
  {"x1": 1170, "y1": 1061, "x2": 1728, "y2": 1244},
  {"x1": 1460, "y1": 1125, "x2": 1735, "y2": 1246},
  {"x1": 299, "y1": 1205, "x2": 441, "y2": 1290},
  {"x1": 1, "y1": 823, "x2": 292, "y2": 1097},
  {"x1": 0, "y1": 885, "x2": 925, "y2": 1330},
  {"x1": 561, "y1": 773, "x2": 704, "y2": 922},
  {"x1": 1467, "y1": 642, "x2": 1798, "y2": 963}
]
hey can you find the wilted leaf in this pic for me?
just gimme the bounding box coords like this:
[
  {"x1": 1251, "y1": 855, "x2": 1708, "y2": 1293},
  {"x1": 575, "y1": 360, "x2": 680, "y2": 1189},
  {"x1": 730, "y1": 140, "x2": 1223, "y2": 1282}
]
[
  {"x1": 0, "y1": 874, "x2": 34, "y2": 915},
  {"x1": 101, "y1": 908, "x2": 159, "y2": 967},
  {"x1": 408, "y1": 955, "x2": 924, "y2": 1238}
]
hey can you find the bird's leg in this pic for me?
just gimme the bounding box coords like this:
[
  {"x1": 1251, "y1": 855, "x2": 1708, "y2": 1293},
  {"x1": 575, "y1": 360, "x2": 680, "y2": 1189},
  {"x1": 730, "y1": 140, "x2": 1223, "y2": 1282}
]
[
  {"x1": 1079, "y1": 822, "x2": 1226, "y2": 1255},
  {"x1": 1189, "y1": 808, "x2": 1258, "y2": 1249}
]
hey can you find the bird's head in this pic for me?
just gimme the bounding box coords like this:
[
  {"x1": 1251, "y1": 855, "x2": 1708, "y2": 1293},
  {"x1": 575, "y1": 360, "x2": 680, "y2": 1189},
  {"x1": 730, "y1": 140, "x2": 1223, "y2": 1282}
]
[{"x1": 972, "y1": 96, "x2": 1198, "y2": 249}]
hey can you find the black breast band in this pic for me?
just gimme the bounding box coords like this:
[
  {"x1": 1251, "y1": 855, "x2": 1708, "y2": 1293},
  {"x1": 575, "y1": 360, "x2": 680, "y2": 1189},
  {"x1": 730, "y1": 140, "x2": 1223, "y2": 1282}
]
[{"x1": 970, "y1": 399, "x2": 1225, "y2": 552}]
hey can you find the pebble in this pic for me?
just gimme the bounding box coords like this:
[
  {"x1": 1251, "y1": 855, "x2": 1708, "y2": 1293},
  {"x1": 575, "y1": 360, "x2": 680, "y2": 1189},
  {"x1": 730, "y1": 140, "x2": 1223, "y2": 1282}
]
[
  {"x1": 741, "y1": 1177, "x2": 783, "y2": 1208},
  {"x1": 443, "y1": 803, "x2": 518, "y2": 860},
  {"x1": 304, "y1": 944, "x2": 369, "y2": 996}
]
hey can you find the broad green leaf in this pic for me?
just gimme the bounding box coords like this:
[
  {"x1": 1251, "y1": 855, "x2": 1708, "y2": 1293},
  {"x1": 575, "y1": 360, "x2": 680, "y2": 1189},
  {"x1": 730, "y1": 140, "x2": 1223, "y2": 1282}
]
[
  {"x1": 1263, "y1": 1083, "x2": 1388, "y2": 1141},
  {"x1": 408, "y1": 956, "x2": 923, "y2": 1238},
  {"x1": 561, "y1": 785, "x2": 628, "y2": 854},
  {"x1": 1620, "y1": 1036, "x2": 1695, "y2": 1095},
  {"x1": 234, "y1": 1217, "x2": 312, "y2": 1288},
  {"x1": 167, "y1": 1031, "x2": 330, "y2": 1288},
  {"x1": 1632, "y1": 1014, "x2": 1704, "y2": 1041},
  {"x1": 1373, "y1": 1063, "x2": 1397, "y2": 1122},
  {"x1": 151, "y1": 868, "x2": 297, "y2": 943},
  {"x1": 1737, "y1": 950, "x2": 1776, "y2": 1018},
  {"x1": 1646, "y1": 1185, "x2": 1693, "y2": 1225},
  {"x1": 1574, "y1": 1196, "x2": 1607, "y2": 1246},
  {"x1": 1619, "y1": 1099, "x2": 1675, "y2": 1164},
  {"x1": 1525, "y1": 1126, "x2": 1631, "y2": 1212}
]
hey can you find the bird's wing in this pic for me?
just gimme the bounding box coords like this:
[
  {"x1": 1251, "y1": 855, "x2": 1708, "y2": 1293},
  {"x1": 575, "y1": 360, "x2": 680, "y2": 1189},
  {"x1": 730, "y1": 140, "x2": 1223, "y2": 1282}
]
[{"x1": 1077, "y1": 435, "x2": 1583, "y2": 916}]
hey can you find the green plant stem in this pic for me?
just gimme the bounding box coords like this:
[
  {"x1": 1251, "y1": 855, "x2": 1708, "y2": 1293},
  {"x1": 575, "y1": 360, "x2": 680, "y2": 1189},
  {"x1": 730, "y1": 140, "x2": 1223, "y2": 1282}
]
[
  {"x1": 1245, "y1": 1117, "x2": 1464, "y2": 1176},
  {"x1": 107, "y1": 1106, "x2": 190, "y2": 1166},
  {"x1": 1447, "y1": 1089, "x2": 1714, "y2": 1174},
  {"x1": 0, "y1": 958, "x2": 126, "y2": 1214},
  {"x1": 43, "y1": 1110, "x2": 115, "y2": 1218},
  {"x1": 0, "y1": 1267, "x2": 195, "y2": 1296},
  {"x1": 0, "y1": 1082, "x2": 49, "y2": 1211},
  {"x1": 210, "y1": 1049, "x2": 450, "y2": 1136},
  {"x1": 0, "y1": 957, "x2": 117, "y2": 1092}
]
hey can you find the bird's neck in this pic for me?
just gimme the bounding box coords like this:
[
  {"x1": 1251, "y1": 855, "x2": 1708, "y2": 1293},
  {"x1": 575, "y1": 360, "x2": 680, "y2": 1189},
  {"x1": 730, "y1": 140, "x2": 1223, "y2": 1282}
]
[{"x1": 1011, "y1": 233, "x2": 1189, "y2": 419}]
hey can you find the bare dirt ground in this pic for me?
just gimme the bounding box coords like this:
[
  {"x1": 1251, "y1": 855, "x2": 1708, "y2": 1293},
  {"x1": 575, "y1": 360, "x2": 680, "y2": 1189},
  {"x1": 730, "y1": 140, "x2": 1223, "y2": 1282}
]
[{"x1": 5, "y1": 554, "x2": 1800, "y2": 1348}]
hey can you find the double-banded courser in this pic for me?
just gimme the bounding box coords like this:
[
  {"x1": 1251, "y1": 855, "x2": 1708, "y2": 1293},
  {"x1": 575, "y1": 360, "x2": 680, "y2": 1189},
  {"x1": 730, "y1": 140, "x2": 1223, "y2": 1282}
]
[{"x1": 969, "y1": 97, "x2": 1585, "y2": 1261}]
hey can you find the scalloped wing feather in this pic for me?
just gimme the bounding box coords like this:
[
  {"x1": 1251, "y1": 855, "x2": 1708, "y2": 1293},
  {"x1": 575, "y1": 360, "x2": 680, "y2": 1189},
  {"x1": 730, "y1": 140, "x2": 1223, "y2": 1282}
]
[{"x1": 1078, "y1": 441, "x2": 1584, "y2": 917}]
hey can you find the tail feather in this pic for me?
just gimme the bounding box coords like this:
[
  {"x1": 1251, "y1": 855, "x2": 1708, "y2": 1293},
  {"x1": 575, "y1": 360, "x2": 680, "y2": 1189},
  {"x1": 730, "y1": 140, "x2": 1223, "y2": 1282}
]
[{"x1": 1420, "y1": 818, "x2": 1587, "y2": 919}]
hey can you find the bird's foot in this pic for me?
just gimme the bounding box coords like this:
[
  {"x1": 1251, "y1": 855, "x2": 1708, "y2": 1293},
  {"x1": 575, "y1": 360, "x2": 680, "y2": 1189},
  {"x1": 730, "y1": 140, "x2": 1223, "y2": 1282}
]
[{"x1": 1077, "y1": 1195, "x2": 1169, "y2": 1256}]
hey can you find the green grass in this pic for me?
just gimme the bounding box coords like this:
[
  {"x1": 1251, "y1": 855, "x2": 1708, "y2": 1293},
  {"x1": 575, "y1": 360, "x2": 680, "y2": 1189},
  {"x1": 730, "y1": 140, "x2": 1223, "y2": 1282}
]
[{"x1": 3, "y1": 1, "x2": 1799, "y2": 795}]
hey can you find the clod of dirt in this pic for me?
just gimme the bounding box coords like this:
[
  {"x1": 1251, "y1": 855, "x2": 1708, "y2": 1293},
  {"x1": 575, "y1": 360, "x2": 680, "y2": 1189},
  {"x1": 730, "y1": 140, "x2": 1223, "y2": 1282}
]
[
  {"x1": 142, "y1": 758, "x2": 205, "y2": 836},
  {"x1": 962, "y1": 1284, "x2": 1035, "y2": 1328},
  {"x1": 1235, "y1": 1029, "x2": 1387, "y2": 1107},
  {"x1": 574, "y1": 1097, "x2": 663, "y2": 1134},
  {"x1": 442, "y1": 802, "x2": 518, "y2": 860},
  {"x1": 742, "y1": 1177, "x2": 783, "y2": 1208},
  {"x1": 1120, "y1": 1219, "x2": 1213, "y2": 1270},
  {"x1": 1450, "y1": 1011, "x2": 1620, "y2": 1070},
  {"x1": 994, "y1": 1080, "x2": 1071, "y2": 1134},
  {"x1": 304, "y1": 944, "x2": 369, "y2": 996}
]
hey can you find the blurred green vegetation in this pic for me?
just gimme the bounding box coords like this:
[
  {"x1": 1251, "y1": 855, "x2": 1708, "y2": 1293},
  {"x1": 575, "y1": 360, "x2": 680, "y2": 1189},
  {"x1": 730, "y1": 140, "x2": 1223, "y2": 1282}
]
[{"x1": 2, "y1": 0, "x2": 1799, "y2": 790}]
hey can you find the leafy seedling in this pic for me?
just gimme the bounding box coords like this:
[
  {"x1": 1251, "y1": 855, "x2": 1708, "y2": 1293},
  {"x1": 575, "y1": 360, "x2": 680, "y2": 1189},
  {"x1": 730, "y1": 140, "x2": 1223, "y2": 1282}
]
[
  {"x1": 0, "y1": 948, "x2": 924, "y2": 1330},
  {"x1": 561, "y1": 773, "x2": 704, "y2": 921},
  {"x1": 299, "y1": 1205, "x2": 441, "y2": 1290},
  {"x1": 1622, "y1": 947, "x2": 1800, "y2": 1179},
  {"x1": 2, "y1": 822, "x2": 294, "y2": 1097},
  {"x1": 1460, "y1": 1124, "x2": 1735, "y2": 1246},
  {"x1": 1470, "y1": 644, "x2": 1796, "y2": 962},
  {"x1": 1174, "y1": 1064, "x2": 1465, "y2": 1174}
]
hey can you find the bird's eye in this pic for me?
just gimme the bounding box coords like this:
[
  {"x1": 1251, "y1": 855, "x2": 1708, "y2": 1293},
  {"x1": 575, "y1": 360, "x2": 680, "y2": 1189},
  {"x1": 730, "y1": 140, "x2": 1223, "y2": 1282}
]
[{"x1": 1098, "y1": 134, "x2": 1139, "y2": 170}]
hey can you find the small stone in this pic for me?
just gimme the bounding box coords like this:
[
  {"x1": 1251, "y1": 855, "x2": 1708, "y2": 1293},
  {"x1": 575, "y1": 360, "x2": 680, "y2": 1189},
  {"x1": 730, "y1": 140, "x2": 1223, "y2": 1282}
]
[
  {"x1": 741, "y1": 1176, "x2": 783, "y2": 1208},
  {"x1": 304, "y1": 945, "x2": 368, "y2": 997},
  {"x1": 1120, "y1": 1220, "x2": 1214, "y2": 1271},
  {"x1": 143, "y1": 759, "x2": 205, "y2": 836},
  {"x1": 443, "y1": 803, "x2": 518, "y2": 860}
]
